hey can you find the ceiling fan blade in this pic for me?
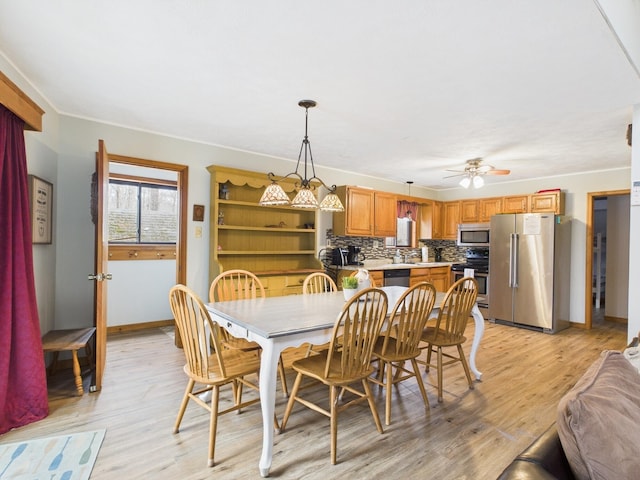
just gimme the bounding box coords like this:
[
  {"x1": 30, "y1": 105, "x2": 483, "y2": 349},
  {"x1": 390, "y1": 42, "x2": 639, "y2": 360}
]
[
  {"x1": 443, "y1": 172, "x2": 465, "y2": 179},
  {"x1": 485, "y1": 169, "x2": 510, "y2": 175}
]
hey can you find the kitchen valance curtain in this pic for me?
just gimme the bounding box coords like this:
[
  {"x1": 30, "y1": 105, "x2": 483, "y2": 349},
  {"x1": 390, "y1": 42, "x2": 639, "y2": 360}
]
[
  {"x1": 0, "y1": 104, "x2": 48, "y2": 433},
  {"x1": 397, "y1": 200, "x2": 419, "y2": 221}
]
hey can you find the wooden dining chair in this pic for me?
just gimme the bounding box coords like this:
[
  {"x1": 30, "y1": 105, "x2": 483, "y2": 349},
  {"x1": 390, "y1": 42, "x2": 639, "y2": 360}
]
[
  {"x1": 280, "y1": 287, "x2": 388, "y2": 465},
  {"x1": 369, "y1": 281, "x2": 437, "y2": 425},
  {"x1": 169, "y1": 284, "x2": 265, "y2": 467},
  {"x1": 296, "y1": 272, "x2": 339, "y2": 356},
  {"x1": 418, "y1": 276, "x2": 478, "y2": 402},
  {"x1": 303, "y1": 271, "x2": 338, "y2": 294},
  {"x1": 209, "y1": 269, "x2": 289, "y2": 396}
]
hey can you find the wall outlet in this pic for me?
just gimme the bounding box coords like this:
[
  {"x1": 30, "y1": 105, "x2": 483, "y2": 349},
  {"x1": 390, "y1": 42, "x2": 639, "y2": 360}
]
[
  {"x1": 373, "y1": 240, "x2": 380, "y2": 248},
  {"x1": 195, "y1": 226, "x2": 202, "y2": 238}
]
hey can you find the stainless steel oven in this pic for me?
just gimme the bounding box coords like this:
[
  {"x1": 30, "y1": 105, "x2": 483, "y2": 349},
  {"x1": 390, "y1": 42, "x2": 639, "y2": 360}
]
[
  {"x1": 453, "y1": 270, "x2": 489, "y2": 308},
  {"x1": 451, "y1": 247, "x2": 489, "y2": 308}
]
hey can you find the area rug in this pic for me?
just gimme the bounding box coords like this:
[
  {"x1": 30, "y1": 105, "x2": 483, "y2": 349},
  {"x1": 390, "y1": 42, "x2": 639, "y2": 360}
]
[{"x1": 0, "y1": 429, "x2": 105, "y2": 480}]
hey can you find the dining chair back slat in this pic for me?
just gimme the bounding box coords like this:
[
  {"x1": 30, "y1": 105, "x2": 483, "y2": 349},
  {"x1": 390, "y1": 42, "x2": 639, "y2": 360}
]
[
  {"x1": 303, "y1": 272, "x2": 338, "y2": 294},
  {"x1": 329, "y1": 288, "x2": 388, "y2": 379}
]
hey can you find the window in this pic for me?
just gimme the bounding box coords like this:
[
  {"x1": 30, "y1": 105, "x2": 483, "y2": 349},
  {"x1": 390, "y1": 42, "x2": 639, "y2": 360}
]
[{"x1": 108, "y1": 178, "x2": 178, "y2": 244}]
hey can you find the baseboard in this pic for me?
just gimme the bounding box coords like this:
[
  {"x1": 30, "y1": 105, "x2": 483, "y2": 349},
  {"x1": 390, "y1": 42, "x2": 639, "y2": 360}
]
[
  {"x1": 604, "y1": 315, "x2": 628, "y2": 324},
  {"x1": 107, "y1": 319, "x2": 174, "y2": 334}
]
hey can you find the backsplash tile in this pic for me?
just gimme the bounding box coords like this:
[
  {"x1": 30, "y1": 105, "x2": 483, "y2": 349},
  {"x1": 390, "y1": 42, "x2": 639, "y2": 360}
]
[{"x1": 325, "y1": 229, "x2": 467, "y2": 263}]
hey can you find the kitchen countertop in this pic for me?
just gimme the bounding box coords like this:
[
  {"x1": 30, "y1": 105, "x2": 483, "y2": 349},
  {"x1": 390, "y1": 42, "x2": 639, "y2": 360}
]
[{"x1": 337, "y1": 261, "x2": 455, "y2": 271}]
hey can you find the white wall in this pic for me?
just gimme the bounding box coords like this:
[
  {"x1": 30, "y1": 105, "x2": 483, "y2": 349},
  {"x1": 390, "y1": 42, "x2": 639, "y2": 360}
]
[
  {"x1": 605, "y1": 194, "x2": 630, "y2": 319},
  {"x1": 628, "y1": 105, "x2": 640, "y2": 342}
]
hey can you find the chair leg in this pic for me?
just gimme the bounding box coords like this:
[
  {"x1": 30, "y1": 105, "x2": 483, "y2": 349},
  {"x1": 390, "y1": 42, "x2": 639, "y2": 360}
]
[
  {"x1": 330, "y1": 385, "x2": 338, "y2": 465},
  {"x1": 280, "y1": 372, "x2": 304, "y2": 431},
  {"x1": 457, "y1": 344, "x2": 474, "y2": 390},
  {"x1": 208, "y1": 385, "x2": 220, "y2": 467},
  {"x1": 410, "y1": 357, "x2": 430, "y2": 411},
  {"x1": 385, "y1": 361, "x2": 393, "y2": 426},
  {"x1": 362, "y1": 378, "x2": 383, "y2": 434},
  {"x1": 174, "y1": 379, "x2": 195, "y2": 433},
  {"x1": 425, "y1": 344, "x2": 433, "y2": 373},
  {"x1": 278, "y1": 356, "x2": 289, "y2": 397},
  {"x1": 437, "y1": 346, "x2": 444, "y2": 402}
]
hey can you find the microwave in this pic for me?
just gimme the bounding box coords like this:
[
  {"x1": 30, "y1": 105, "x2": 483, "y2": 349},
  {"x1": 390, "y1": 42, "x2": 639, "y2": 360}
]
[{"x1": 457, "y1": 223, "x2": 490, "y2": 247}]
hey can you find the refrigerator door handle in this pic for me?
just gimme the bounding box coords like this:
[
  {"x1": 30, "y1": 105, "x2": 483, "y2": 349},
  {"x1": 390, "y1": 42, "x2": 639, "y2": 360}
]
[
  {"x1": 512, "y1": 233, "x2": 519, "y2": 288},
  {"x1": 508, "y1": 233, "x2": 514, "y2": 287}
]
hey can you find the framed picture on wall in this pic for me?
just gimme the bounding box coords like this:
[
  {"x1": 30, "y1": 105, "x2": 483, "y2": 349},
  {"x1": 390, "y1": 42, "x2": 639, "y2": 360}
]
[{"x1": 28, "y1": 175, "x2": 53, "y2": 244}]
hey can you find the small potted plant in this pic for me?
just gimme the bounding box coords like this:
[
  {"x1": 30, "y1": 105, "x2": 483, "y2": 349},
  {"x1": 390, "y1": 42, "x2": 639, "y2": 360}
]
[{"x1": 342, "y1": 276, "x2": 359, "y2": 301}]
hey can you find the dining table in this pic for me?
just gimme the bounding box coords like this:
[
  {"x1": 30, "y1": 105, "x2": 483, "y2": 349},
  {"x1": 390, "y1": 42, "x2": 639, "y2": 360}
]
[{"x1": 206, "y1": 285, "x2": 485, "y2": 477}]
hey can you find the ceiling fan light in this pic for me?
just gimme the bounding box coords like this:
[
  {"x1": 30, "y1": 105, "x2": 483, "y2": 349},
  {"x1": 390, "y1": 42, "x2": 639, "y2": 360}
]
[
  {"x1": 459, "y1": 176, "x2": 471, "y2": 189},
  {"x1": 473, "y1": 175, "x2": 485, "y2": 188},
  {"x1": 259, "y1": 182, "x2": 291, "y2": 205}
]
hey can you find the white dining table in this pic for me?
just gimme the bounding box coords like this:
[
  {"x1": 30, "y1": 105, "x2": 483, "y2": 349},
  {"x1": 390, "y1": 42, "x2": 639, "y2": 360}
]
[{"x1": 206, "y1": 286, "x2": 485, "y2": 477}]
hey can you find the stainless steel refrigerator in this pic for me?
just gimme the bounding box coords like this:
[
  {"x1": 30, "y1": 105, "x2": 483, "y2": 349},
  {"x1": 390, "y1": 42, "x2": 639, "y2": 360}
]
[{"x1": 489, "y1": 213, "x2": 571, "y2": 333}]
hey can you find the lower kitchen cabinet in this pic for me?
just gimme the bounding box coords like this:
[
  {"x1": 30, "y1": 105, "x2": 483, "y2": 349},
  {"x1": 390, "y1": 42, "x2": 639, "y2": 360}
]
[
  {"x1": 336, "y1": 269, "x2": 383, "y2": 289},
  {"x1": 409, "y1": 266, "x2": 451, "y2": 292}
]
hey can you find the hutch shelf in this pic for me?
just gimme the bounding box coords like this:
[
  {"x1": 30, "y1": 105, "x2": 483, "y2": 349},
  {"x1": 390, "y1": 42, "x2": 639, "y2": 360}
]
[{"x1": 208, "y1": 165, "x2": 322, "y2": 296}]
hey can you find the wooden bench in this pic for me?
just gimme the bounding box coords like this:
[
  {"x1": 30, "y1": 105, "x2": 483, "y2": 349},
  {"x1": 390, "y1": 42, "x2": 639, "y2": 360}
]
[{"x1": 42, "y1": 327, "x2": 96, "y2": 395}]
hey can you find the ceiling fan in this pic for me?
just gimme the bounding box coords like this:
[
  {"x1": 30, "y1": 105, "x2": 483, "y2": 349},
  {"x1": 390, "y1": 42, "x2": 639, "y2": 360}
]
[{"x1": 444, "y1": 158, "x2": 511, "y2": 188}]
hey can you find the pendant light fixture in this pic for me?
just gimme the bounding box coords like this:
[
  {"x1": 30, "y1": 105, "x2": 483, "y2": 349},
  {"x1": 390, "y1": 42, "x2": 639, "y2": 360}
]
[
  {"x1": 259, "y1": 100, "x2": 344, "y2": 212},
  {"x1": 405, "y1": 181, "x2": 413, "y2": 218}
]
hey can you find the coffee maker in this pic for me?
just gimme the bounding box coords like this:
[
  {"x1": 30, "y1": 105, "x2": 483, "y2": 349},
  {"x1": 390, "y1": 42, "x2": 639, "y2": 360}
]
[{"x1": 347, "y1": 246, "x2": 365, "y2": 265}]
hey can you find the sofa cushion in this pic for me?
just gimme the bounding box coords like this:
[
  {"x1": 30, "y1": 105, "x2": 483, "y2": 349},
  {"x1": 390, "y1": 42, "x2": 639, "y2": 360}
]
[{"x1": 557, "y1": 350, "x2": 640, "y2": 479}]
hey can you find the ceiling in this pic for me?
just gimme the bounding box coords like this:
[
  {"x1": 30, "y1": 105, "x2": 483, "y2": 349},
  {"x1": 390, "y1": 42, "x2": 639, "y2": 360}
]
[{"x1": 1, "y1": 1, "x2": 639, "y2": 190}]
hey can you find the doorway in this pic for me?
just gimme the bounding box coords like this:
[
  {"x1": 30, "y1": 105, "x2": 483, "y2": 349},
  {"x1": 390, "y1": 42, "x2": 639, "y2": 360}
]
[
  {"x1": 585, "y1": 190, "x2": 630, "y2": 329},
  {"x1": 103, "y1": 153, "x2": 187, "y2": 330}
]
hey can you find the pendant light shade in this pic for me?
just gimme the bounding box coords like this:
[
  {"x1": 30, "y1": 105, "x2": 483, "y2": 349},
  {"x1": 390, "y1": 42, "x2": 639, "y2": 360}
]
[
  {"x1": 259, "y1": 100, "x2": 344, "y2": 212},
  {"x1": 259, "y1": 182, "x2": 291, "y2": 205},
  {"x1": 291, "y1": 186, "x2": 319, "y2": 208}
]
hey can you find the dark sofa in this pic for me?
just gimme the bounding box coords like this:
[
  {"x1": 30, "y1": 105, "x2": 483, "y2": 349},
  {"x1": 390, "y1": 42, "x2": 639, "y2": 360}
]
[{"x1": 497, "y1": 423, "x2": 574, "y2": 480}]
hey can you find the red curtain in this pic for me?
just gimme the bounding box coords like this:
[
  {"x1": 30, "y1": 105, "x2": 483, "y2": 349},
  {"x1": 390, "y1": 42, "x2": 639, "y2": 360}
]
[
  {"x1": 0, "y1": 104, "x2": 48, "y2": 433},
  {"x1": 397, "y1": 200, "x2": 419, "y2": 221}
]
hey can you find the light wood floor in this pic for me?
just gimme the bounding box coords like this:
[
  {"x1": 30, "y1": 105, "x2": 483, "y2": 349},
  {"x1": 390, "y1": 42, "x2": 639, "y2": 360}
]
[{"x1": 2, "y1": 319, "x2": 627, "y2": 479}]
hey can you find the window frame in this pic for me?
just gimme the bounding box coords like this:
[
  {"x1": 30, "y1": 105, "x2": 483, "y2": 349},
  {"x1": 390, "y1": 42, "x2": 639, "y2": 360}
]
[{"x1": 107, "y1": 173, "x2": 179, "y2": 261}]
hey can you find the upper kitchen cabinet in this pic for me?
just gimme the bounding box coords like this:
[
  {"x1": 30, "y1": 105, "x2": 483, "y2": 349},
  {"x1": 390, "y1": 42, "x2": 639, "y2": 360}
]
[
  {"x1": 374, "y1": 191, "x2": 398, "y2": 236},
  {"x1": 460, "y1": 199, "x2": 479, "y2": 223},
  {"x1": 418, "y1": 200, "x2": 442, "y2": 239},
  {"x1": 479, "y1": 197, "x2": 502, "y2": 222},
  {"x1": 442, "y1": 201, "x2": 461, "y2": 239},
  {"x1": 502, "y1": 191, "x2": 564, "y2": 215},
  {"x1": 502, "y1": 195, "x2": 529, "y2": 214},
  {"x1": 333, "y1": 186, "x2": 397, "y2": 237},
  {"x1": 530, "y1": 190, "x2": 564, "y2": 214}
]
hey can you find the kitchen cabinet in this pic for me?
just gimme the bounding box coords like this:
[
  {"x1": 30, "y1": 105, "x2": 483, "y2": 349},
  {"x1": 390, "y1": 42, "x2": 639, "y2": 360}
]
[
  {"x1": 502, "y1": 195, "x2": 529, "y2": 214},
  {"x1": 531, "y1": 191, "x2": 564, "y2": 214},
  {"x1": 460, "y1": 200, "x2": 480, "y2": 223},
  {"x1": 374, "y1": 191, "x2": 398, "y2": 236},
  {"x1": 207, "y1": 165, "x2": 322, "y2": 296},
  {"x1": 410, "y1": 266, "x2": 451, "y2": 292},
  {"x1": 479, "y1": 197, "x2": 502, "y2": 222},
  {"x1": 442, "y1": 201, "x2": 461, "y2": 239},
  {"x1": 417, "y1": 200, "x2": 442, "y2": 239},
  {"x1": 332, "y1": 186, "x2": 397, "y2": 237}
]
